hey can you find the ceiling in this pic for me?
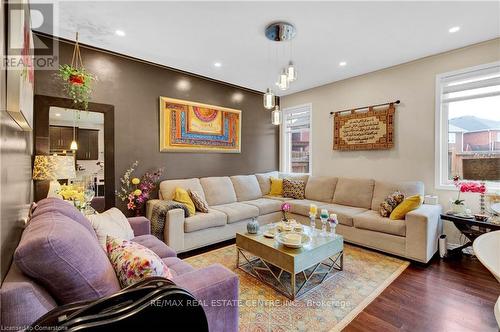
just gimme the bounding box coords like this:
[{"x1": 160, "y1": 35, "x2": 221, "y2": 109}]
[{"x1": 34, "y1": 1, "x2": 500, "y2": 95}]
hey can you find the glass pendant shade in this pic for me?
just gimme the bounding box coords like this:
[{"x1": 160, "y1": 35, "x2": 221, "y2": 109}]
[
  {"x1": 271, "y1": 106, "x2": 282, "y2": 125},
  {"x1": 286, "y1": 62, "x2": 297, "y2": 82},
  {"x1": 277, "y1": 70, "x2": 289, "y2": 90},
  {"x1": 263, "y1": 88, "x2": 275, "y2": 109},
  {"x1": 70, "y1": 140, "x2": 78, "y2": 150}
]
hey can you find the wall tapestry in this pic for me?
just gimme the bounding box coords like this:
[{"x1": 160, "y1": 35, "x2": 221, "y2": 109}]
[
  {"x1": 333, "y1": 103, "x2": 395, "y2": 151},
  {"x1": 159, "y1": 97, "x2": 241, "y2": 153}
]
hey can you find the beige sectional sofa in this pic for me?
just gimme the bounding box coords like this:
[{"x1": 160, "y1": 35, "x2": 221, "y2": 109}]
[{"x1": 146, "y1": 172, "x2": 442, "y2": 263}]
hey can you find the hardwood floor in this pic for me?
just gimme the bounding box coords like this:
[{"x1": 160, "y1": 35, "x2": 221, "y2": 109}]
[
  {"x1": 180, "y1": 241, "x2": 499, "y2": 331},
  {"x1": 345, "y1": 254, "x2": 500, "y2": 332}
]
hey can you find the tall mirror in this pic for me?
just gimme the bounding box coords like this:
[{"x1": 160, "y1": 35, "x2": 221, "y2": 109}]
[{"x1": 48, "y1": 107, "x2": 106, "y2": 212}]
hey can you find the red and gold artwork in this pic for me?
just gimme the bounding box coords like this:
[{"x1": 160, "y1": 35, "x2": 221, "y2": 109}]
[{"x1": 159, "y1": 97, "x2": 241, "y2": 153}]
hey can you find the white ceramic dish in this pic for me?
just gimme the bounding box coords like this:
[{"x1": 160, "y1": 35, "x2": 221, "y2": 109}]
[{"x1": 275, "y1": 232, "x2": 311, "y2": 248}]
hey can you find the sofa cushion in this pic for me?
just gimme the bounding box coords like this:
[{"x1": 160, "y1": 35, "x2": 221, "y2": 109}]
[
  {"x1": 279, "y1": 172, "x2": 309, "y2": 185},
  {"x1": 255, "y1": 171, "x2": 279, "y2": 195},
  {"x1": 132, "y1": 234, "x2": 176, "y2": 258},
  {"x1": 269, "y1": 177, "x2": 284, "y2": 196},
  {"x1": 283, "y1": 178, "x2": 306, "y2": 199},
  {"x1": 163, "y1": 257, "x2": 195, "y2": 277},
  {"x1": 107, "y1": 236, "x2": 173, "y2": 287},
  {"x1": 184, "y1": 209, "x2": 227, "y2": 233},
  {"x1": 173, "y1": 187, "x2": 196, "y2": 216},
  {"x1": 189, "y1": 189, "x2": 209, "y2": 213},
  {"x1": 159, "y1": 178, "x2": 206, "y2": 201},
  {"x1": 332, "y1": 178, "x2": 375, "y2": 209},
  {"x1": 200, "y1": 177, "x2": 237, "y2": 206},
  {"x1": 288, "y1": 199, "x2": 325, "y2": 217},
  {"x1": 242, "y1": 198, "x2": 282, "y2": 215},
  {"x1": 353, "y1": 210, "x2": 406, "y2": 236},
  {"x1": 263, "y1": 195, "x2": 293, "y2": 202},
  {"x1": 87, "y1": 207, "x2": 135, "y2": 248},
  {"x1": 317, "y1": 203, "x2": 367, "y2": 227},
  {"x1": 212, "y1": 202, "x2": 260, "y2": 224},
  {"x1": 32, "y1": 198, "x2": 97, "y2": 241},
  {"x1": 230, "y1": 175, "x2": 262, "y2": 201},
  {"x1": 305, "y1": 176, "x2": 338, "y2": 202},
  {"x1": 14, "y1": 212, "x2": 121, "y2": 304},
  {"x1": 371, "y1": 180, "x2": 425, "y2": 211}
]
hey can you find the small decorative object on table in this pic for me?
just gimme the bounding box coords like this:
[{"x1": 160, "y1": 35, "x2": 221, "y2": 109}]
[
  {"x1": 58, "y1": 183, "x2": 85, "y2": 210},
  {"x1": 320, "y1": 209, "x2": 329, "y2": 236},
  {"x1": 450, "y1": 176, "x2": 486, "y2": 215},
  {"x1": 247, "y1": 217, "x2": 259, "y2": 234},
  {"x1": 116, "y1": 161, "x2": 164, "y2": 216},
  {"x1": 309, "y1": 204, "x2": 317, "y2": 233},
  {"x1": 328, "y1": 213, "x2": 338, "y2": 237},
  {"x1": 280, "y1": 202, "x2": 291, "y2": 222}
]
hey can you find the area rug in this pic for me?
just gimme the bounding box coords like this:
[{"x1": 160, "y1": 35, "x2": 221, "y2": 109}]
[{"x1": 185, "y1": 244, "x2": 409, "y2": 332}]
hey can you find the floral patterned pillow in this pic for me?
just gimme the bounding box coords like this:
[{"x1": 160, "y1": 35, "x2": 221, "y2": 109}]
[
  {"x1": 106, "y1": 236, "x2": 172, "y2": 287},
  {"x1": 379, "y1": 191, "x2": 405, "y2": 217}
]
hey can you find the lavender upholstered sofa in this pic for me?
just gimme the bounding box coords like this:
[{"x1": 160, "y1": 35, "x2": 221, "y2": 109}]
[{"x1": 0, "y1": 198, "x2": 238, "y2": 332}]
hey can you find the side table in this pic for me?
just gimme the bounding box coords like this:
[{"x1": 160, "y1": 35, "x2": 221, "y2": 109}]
[{"x1": 441, "y1": 213, "x2": 500, "y2": 256}]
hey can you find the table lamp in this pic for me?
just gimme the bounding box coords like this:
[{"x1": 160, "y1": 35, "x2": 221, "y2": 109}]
[{"x1": 33, "y1": 155, "x2": 76, "y2": 197}]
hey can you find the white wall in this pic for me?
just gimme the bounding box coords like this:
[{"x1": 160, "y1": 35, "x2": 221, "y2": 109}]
[{"x1": 282, "y1": 38, "x2": 500, "y2": 244}]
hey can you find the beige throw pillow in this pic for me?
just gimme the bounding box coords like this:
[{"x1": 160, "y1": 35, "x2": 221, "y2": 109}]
[
  {"x1": 87, "y1": 207, "x2": 135, "y2": 248},
  {"x1": 188, "y1": 189, "x2": 209, "y2": 213}
]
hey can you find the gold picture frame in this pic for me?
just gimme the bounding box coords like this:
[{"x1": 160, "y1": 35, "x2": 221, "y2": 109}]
[{"x1": 159, "y1": 96, "x2": 241, "y2": 153}]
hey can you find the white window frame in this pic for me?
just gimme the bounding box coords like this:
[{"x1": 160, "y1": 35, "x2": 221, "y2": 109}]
[
  {"x1": 435, "y1": 61, "x2": 500, "y2": 190},
  {"x1": 280, "y1": 103, "x2": 312, "y2": 174}
]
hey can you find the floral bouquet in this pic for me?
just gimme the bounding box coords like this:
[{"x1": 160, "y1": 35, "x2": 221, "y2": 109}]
[
  {"x1": 281, "y1": 202, "x2": 291, "y2": 222},
  {"x1": 58, "y1": 184, "x2": 85, "y2": 209},
  {"x1": 452, "y1": 175, "x2": 486, "y2": 205},
  {"x1": 116, "y1": 161, "x2": 164, "y2": 216}
]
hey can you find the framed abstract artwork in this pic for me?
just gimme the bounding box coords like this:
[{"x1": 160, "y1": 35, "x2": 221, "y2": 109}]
[{"x1": 159, "y1": 97, "x2": 241, "y2": 153}]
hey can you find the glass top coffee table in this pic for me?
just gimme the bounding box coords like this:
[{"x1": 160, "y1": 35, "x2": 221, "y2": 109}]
[{"x1": 236, "y1": 224, "x2": 344, "y2": 300}]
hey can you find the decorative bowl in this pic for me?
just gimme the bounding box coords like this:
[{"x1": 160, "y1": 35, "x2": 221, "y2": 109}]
[{"x1": 275, "y1": 232, "x2": 310, "y2": 248}]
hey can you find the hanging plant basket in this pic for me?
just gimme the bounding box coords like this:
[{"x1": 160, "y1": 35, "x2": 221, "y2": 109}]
[{"x1": 57, "y1": 32, "x2": 96, "y2": 110}]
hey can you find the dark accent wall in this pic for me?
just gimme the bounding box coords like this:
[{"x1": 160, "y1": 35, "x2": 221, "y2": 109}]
[
  {"x1": 1, "y1": 1, "x2": 33, "y2": 281},
  {"x1": 34, "y1": 35, "x2": 279, "y2": 210}
]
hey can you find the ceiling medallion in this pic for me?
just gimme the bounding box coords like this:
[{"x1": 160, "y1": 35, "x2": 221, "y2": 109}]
[{"x1": 265, "y1": 22, "x2": 297, "y2": 42}]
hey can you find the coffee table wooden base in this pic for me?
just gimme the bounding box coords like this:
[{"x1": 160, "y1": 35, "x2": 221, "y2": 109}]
[{"x1": 236, "y1": 247, "x2": 343, "y2": 300}]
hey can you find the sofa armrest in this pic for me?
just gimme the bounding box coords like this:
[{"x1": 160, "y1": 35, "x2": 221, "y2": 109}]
[
  {"x1": 172, "y1": 264, "x2": 239, "y2": 332},
  {"x1": 146, "y1": 199, "x2": 185, "y2": 252},
  {"x1": 128, "y1": 216, "x2": 151, "y2": 236},
  {"x1": 405, "y1": 204, "x2": 443, "y2": 263}
]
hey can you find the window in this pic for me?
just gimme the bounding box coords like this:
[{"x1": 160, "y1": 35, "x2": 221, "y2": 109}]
[
  {"x1": 282, "y1": 104, "x2": 312, "y2": 174},
  {"x1": 448, "y1": 133, "x2": 456, "y2": 143},
  {"x1": 436, "y1": 62, "x2": 500, "y2": 189}
]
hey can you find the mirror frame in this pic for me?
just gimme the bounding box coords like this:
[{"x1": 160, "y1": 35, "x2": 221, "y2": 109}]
[{"x1": 34, "y1": 95, "x2": 115, "y2": 210}]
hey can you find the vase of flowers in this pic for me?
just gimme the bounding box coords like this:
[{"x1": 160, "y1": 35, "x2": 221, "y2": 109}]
[
  {"x1": 451, "y1": 176, "x2": 486, "y2": 214},
  {"x1": 58, "y1": 183, "x2": 85, "y2": 210},
  {"x1": 116, "y1": 161, "x2": 164, "y2": 216},
  {"x1": 281, "y1": 202, "x2": 291, "y2": 222}
]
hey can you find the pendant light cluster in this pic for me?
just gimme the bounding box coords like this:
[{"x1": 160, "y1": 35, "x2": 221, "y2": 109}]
[{"x1": 263, "y1": 22, "x2": 297, "y2": 125}]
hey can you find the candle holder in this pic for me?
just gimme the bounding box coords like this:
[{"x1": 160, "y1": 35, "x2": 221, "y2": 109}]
[{"x1": 309, "y1": 213, "x2": 316, "y2": 235}]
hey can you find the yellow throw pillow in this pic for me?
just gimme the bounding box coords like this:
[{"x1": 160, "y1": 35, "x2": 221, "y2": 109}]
[
  {"x1": 269, "y1": 177, "x2": 283, "y2": 196},
  {"x1": 390, "y1": 195, "x2": 422, "y2": 220},
  {"x1": 173, "y1": 187, "x2": 195, "y2": 217}
]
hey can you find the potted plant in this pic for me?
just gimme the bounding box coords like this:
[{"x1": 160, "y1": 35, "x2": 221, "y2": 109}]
[
  {"x1": 451, "y1": 176, "x2": 486, "y2": 214},
  {"x1": 56, "y1": 33, "x2": 96, "y2": 110},
  {"x1": 58, "y1": 64, "x2": 96, "y2": 110}
]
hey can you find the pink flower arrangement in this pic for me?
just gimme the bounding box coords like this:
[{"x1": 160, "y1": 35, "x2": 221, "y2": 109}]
[
  {"x1": 117, "y1": 161, "x2": 164, "y2": 216},
  {"x1": 281, "y1": 202, "x2": 291, "y2": 221},
  {"x1": 452, "y1": 175, "x2": 486, "y2": 205}
]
